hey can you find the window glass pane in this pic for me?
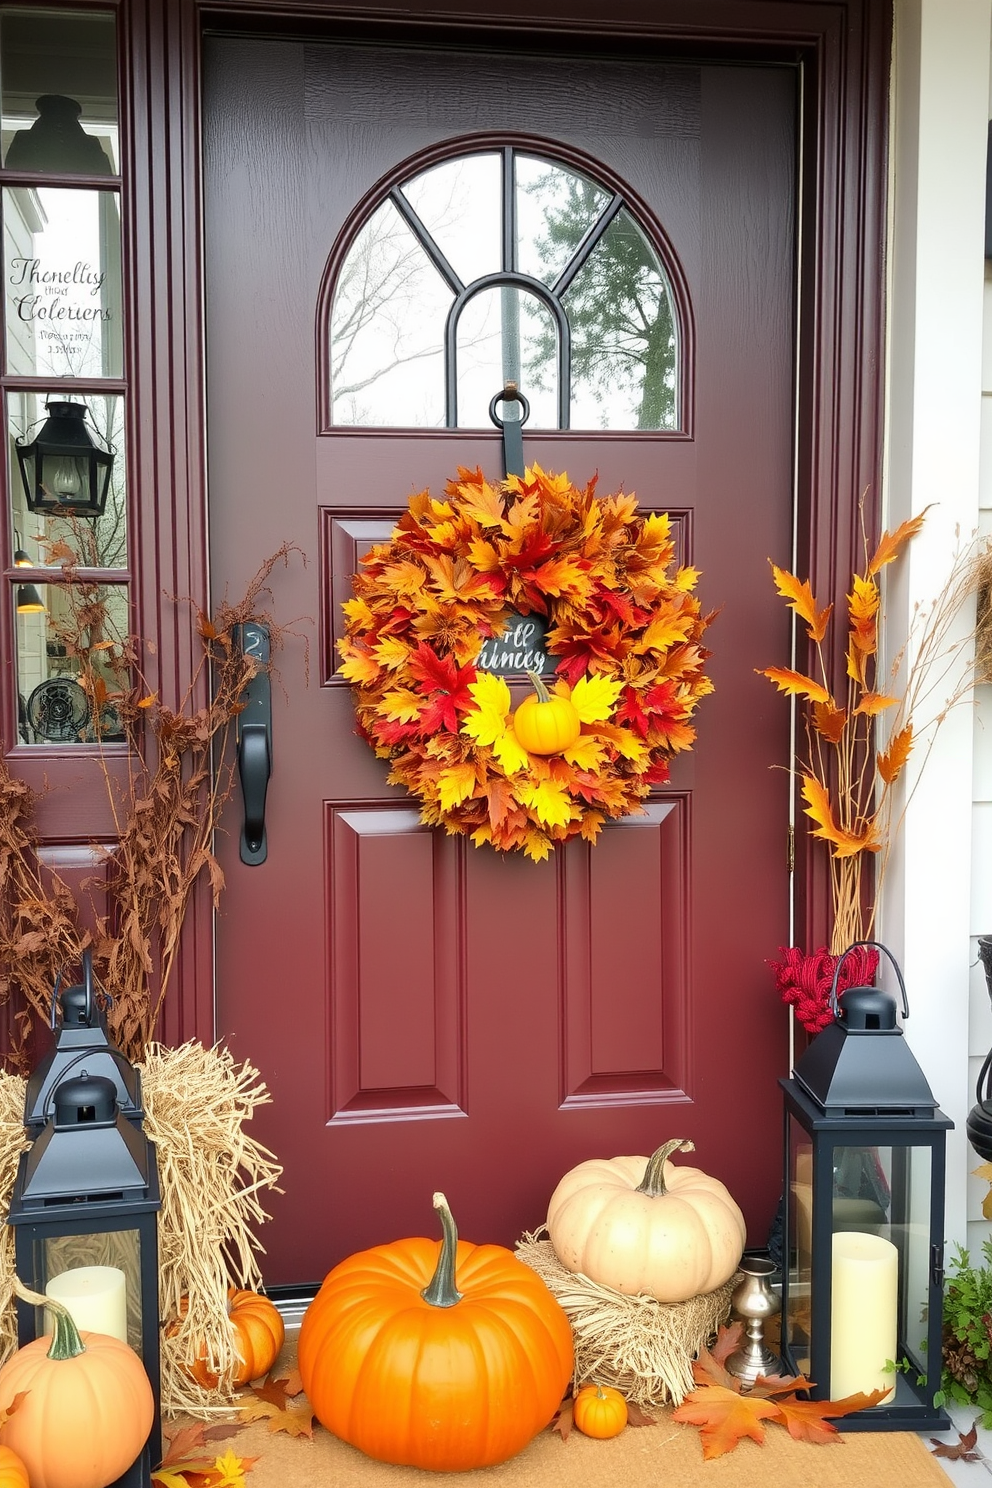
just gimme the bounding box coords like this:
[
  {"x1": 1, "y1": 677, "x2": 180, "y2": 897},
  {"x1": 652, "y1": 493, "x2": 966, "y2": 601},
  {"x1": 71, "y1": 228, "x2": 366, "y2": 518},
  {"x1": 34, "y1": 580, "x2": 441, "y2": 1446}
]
[
  {"x1": 1, "y1": 9, "x2": 118, "y2": 174},
  {"x1": 14, "y1": 580, "x2": 129, "y2": 745},
  {"x1": 330, "y1": 198, "x2": 450, "y2": 427},
  {"x1": 456, "y1": 285, "x2": 557, "y2": 429},
  {"x1": 564, "y1": 207, "x2": 679, "y2": 430},
  {"x1": 515, "y1": 154, "x2": 611, "y2": 286},
  {"x1": 9, "y1": 390, "x2": 125, "y2": 568},
  {"x1": 401, "y1": 153, "x2": 501, "y2": 285},
  {"x1": 4, "y1": 185, "x2": 122, "y2": 377}
]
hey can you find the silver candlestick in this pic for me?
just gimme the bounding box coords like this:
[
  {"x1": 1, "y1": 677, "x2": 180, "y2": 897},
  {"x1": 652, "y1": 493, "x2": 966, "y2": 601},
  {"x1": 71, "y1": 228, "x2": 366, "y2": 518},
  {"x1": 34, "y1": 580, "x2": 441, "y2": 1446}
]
[{"x1": 725, "y1": 1256, "x2": 784, "y2": 1387}]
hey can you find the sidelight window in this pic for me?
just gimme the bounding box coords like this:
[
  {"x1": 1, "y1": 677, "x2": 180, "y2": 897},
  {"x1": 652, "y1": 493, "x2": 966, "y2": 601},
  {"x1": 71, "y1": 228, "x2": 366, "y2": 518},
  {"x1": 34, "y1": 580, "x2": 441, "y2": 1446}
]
[
  {"x1": 327, "y1": 145, "x2": 683, "y2": 432},
  {"x1": 0, "y1": 7, "x2": 128, "y2": 747}
]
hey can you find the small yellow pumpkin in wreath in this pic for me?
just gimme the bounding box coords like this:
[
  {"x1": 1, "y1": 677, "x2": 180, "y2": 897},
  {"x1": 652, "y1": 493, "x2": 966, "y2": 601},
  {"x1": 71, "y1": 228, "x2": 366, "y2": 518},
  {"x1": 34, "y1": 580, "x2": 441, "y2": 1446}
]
[
  {"x1": 572, "y1": 1383, "x2": 628, "y2": 1438},
  {"x1": 547, "y1": 1138, "x2": 745, "y2": 1303},
  {"x1": 512, "y1": 672, "x2": 582, "y2": 755}
]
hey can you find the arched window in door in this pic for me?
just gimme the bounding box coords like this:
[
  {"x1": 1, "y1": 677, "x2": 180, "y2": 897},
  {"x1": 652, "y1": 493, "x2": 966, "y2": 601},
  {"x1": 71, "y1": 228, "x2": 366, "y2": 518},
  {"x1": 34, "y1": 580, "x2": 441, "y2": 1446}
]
[{"x1": 322, "y1": 144, "x2": 688, "y2": 431}]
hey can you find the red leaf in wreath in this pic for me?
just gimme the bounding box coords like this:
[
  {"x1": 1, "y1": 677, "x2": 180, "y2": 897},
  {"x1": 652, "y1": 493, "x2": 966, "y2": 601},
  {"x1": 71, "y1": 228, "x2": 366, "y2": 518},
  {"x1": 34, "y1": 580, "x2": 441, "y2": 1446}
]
[{"x1": 615, "y1": 686, "x2": 651, "y2": 737}]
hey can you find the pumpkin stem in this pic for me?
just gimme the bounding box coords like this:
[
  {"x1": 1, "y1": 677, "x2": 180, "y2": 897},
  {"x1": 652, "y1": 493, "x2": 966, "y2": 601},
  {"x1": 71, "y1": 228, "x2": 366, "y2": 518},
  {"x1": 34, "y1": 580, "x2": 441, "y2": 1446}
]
[
  {"x1": 635, "y1": 1138, "x2": 695, "y2": 1197},
  {"x1": 421, "y1": 1191, "x2": 464, "y2": 1308},
  {"x1": 526, "y1": 670, "x2": 552, "y2": 704},
  {"x1": 12, "y1": 1274, "x2": 85, "y2": 1360}
]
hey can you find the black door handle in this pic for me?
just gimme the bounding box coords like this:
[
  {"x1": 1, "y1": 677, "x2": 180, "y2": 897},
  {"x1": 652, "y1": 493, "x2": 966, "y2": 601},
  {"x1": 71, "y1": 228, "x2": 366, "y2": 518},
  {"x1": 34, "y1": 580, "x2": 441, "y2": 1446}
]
[{"x1": 234, "y1": 623, "x2": 271, "y2": 864}]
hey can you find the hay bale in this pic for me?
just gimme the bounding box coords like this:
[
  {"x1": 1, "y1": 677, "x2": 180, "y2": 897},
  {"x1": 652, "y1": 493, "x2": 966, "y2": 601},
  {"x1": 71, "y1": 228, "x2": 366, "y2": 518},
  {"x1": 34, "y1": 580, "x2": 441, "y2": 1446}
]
[
  {"x1": 516, "y1": 1230, "x2": 737, "y2": 1408},
  {"x1": 0, "y1": 1042, "x2": 282, "y2": 1417}
]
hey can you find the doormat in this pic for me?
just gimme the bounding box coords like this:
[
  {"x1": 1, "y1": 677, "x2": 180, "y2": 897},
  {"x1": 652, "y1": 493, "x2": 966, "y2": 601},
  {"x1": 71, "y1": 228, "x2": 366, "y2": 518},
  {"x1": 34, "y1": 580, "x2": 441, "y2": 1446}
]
[{"x1": 166, "y1": 1332, "x2": 953, "y2": 1488}]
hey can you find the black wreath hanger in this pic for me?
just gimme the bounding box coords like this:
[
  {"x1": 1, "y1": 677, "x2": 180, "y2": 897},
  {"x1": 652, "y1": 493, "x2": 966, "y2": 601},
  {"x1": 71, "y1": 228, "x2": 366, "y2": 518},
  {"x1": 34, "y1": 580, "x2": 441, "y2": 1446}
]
[{"x1": 489, "y1": 382, "x2": 530, "y2": 479}]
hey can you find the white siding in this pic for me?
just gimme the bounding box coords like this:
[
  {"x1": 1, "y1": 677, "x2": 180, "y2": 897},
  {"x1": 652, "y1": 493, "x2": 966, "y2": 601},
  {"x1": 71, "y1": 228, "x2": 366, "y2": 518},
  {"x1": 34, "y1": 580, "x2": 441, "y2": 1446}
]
[{"x1": 884, "y1": 0, "x2": 991, "y2": 1259}]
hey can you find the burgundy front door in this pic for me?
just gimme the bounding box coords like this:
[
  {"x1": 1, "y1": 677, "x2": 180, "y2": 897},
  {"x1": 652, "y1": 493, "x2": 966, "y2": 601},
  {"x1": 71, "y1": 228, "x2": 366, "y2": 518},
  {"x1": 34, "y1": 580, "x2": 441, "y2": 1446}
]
[{"x1": 203, "y1": 33, "x2": 795, "y2": 1284}]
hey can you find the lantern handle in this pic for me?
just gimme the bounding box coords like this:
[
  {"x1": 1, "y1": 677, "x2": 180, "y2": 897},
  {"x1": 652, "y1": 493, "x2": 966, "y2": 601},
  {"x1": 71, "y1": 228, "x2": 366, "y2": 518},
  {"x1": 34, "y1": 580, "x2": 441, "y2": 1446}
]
[
  {"x1": 49, "y1": 947, "x2": 112, "y2": 1030},
  {"x1": 40, "y1": 1044, "x2": 138, "y2": 1122},
  {"x1": 828, "y1": 940, "x2": 910, "y2": 1021}
]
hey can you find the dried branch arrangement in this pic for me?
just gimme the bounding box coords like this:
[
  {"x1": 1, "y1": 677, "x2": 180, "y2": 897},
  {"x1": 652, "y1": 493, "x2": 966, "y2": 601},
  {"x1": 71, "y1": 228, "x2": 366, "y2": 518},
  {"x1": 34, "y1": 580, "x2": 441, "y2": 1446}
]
[
  {"x1": 0, "y1": 541, "x2": 300, "y2": 1064},
  {"x1": 761, "y1": 515, "x2": 992, "y2": 953}
]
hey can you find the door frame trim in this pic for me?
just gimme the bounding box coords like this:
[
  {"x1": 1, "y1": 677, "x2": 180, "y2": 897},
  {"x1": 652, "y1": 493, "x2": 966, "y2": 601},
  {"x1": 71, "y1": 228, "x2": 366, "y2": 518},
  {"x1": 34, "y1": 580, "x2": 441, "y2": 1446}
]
[{"x1": 122, "y1": 0, "x2": 890, "y2": 1044}]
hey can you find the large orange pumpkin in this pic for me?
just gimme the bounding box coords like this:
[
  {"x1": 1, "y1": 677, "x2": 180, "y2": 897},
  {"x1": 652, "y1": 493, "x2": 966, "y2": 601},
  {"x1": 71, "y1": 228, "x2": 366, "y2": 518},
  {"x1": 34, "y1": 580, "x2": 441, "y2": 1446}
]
[
  {"x1": 0, "y1": 1280, "x2": 154, "y2": 1488},
  {"x1": 177, "y1": 1287, "x2": 284, "y2": 1388},
  {"x1": 298, "y1": 1191, "x2": 574, "y2": 1471}
]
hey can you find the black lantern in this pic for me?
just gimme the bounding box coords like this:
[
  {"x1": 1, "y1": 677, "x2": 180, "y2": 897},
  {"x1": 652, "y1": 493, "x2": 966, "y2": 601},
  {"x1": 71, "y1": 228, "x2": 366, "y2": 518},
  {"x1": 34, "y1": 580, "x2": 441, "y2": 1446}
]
[
  {"x1": 780, "y1": 942, "x2": 952, "y2": 1431},
  {"x1": 9, "y1": 1032, "x2": 161, "y2": 1486},
  {"x1": 15, "y1": 401, "x2": 114, "y2": 518}
]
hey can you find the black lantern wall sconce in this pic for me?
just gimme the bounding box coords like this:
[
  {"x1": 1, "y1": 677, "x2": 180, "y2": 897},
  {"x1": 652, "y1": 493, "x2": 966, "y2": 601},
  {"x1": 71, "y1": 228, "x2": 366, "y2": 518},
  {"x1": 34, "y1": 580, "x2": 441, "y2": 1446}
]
[
  {"x1": 780, "y1": 942, "x2": 952, "y2": 1432},
  {"x1": 15, "y1": 400, "x2": 114, "y2": 518}
]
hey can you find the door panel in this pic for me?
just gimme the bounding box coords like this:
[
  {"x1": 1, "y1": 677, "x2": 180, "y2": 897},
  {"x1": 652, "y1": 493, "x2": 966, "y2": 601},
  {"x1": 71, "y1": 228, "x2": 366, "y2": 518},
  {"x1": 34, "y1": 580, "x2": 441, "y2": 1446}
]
[{"x1": 204, "y1": 35, "x2": 795, "y2": 1282}]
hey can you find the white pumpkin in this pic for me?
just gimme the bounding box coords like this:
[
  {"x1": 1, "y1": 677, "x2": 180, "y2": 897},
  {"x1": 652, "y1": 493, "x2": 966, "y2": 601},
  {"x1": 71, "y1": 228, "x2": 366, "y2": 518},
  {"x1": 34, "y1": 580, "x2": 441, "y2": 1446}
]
[{"x1": 546, "y1": 1138, "x2": 746, "y2": 1303}]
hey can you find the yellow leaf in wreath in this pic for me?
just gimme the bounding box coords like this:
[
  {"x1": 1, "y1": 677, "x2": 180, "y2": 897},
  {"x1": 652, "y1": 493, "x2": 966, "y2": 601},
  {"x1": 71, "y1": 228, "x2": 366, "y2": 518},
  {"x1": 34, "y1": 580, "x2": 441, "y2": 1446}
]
[
  {"x1": 579, "y1": 809, "x2": 606, "y2": 843},
  {"x1": 462, "y1": 673, "x2": 512, "y2": 747},
  {"x1": 438, "y1": 762, "x2": 478, "y2": 812},
  {"x1": 336, "y1": 640, "x2": 380, "y2": 685},
  {"x1": 673, "y1": 565, "x2": 701, "y2": 592},
  {"x1": 458, "y1": 478, "x2": 506, "y2": 529},
  {"x1": 973, "y1": 1162, "x2": 992, "y2": 1182},
  {"x1": 516, "y1": 778, "x2": 574, "y2": 828},
  {"x1": 570, "y1": 673, "x2": 623, "y2": 723},
  {"x1": 380, "y1": 687, "x2": 423, "y2": 723},
  {"x1": 342, "y1": 596, "x2": 375, "y2": 628},
  {"x1": 467, "y1": 537, "x2": 502, "y2": 572},
  {"x1": 373, "y1": 635, "x2": 411, "y2": 670},
  {"x1": 634, "y1": 605, "x2": 694, "y2": 654},
  {"x1": 523, "y1": 828, "x2": 552, "y2": 863},
  {"x1": 563, "y1": 734, "x2": 608, "y2": 770},
  {"x1": 381, "y1": 560, "x2": 428, "y2": 597},
  {"x1": 492, "y1": 726, "x2": 531, "y2": 775}
]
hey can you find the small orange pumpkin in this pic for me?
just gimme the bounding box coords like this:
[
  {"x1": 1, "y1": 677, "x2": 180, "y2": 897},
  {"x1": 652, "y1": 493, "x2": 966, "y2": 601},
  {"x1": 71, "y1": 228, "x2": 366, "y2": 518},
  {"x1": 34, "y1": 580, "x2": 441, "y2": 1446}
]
[
  {"x1": 177, "y1": 1286, "x2": 284, "y2": 1388},
  {"x1": 299, "y1": 1191, "x2": 574, "y2": 1471},
  {"x1": 572, "y1": 1383, "x2": 628, "y2": 1438},
  {"x1": 0, "y1": 1447, "x2": 29, "y2": 1488},
  {"x1": 512, "y1": 671, "x2": 582, "y2": 755},
  {"x1": 0, "y1": 1278, "x2": 154, "y2": 1488}
]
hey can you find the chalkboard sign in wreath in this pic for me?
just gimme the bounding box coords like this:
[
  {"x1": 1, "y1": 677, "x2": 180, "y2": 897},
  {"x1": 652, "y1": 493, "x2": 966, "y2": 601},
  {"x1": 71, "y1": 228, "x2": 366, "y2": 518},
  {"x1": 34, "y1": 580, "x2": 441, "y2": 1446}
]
[{"x1": 338, "y1": 465, "x2": 714, "y2": 861}]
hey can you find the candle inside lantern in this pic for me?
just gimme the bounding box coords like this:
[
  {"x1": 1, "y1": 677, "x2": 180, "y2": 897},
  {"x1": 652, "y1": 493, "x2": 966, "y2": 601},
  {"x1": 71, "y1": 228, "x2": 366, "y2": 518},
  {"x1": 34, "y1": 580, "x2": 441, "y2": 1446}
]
[
  {"x1": 46, "y1": 1265, "x2": 127, "y2": 1342},
  {"x1": 830, "y1": 1232, "x2": 898, "y2": 1401}
]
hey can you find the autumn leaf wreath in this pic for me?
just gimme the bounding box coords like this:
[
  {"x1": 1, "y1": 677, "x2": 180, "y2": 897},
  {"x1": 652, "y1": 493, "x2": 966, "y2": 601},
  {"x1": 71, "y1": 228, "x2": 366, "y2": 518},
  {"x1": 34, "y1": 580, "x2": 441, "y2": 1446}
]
[{"x1": 338, "y1": 464, "x2": 714, "y2": 861}]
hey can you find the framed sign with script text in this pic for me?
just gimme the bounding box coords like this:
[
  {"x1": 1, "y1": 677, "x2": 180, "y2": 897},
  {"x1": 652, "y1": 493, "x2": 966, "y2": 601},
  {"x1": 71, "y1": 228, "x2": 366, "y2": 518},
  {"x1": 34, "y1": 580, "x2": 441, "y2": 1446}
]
[{"x1": 476, "y1": 613, "x2": 550, "y2": 678}]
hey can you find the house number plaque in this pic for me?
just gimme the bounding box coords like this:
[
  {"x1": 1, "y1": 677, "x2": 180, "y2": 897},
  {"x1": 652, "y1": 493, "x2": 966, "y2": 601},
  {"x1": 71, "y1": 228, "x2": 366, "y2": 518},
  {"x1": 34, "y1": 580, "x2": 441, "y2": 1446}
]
[{"x1": 476, "y1": 613, "x2": 550, "y2": 678}]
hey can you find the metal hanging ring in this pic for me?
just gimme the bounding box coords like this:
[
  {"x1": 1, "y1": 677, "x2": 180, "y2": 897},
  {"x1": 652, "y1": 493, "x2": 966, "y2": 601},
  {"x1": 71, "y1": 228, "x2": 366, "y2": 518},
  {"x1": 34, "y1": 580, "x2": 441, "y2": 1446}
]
[{"x1": 488, "y1": 384, "x2": 531, "y2": 429}]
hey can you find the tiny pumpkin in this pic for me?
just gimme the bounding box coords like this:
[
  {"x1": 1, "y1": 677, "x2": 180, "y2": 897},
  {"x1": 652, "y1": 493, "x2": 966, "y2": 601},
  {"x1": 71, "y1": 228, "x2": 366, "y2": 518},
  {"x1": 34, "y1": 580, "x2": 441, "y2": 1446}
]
[
  {"x1": 298, "y1": 1191, "x2": 574, "y2": 1471},
  {"x1": 0, "y1": 1278, "x2": 154, "y2": 1488},
  {"x1": 547, "y1": 1138, "x2": 746, "y2": 1303},
  {"x1": 512, "y1": 671, "x2": 582, "y2": 755},
  {"x1": 176, "y1": 1286, "x2": 284, "y2": 1389},
  {"x1": 0, "y1": 1447, "x2": 29, "y2": 1488},
  {"x1": 572, "y1": 1383, "x2": 628, "y2": 1438}
]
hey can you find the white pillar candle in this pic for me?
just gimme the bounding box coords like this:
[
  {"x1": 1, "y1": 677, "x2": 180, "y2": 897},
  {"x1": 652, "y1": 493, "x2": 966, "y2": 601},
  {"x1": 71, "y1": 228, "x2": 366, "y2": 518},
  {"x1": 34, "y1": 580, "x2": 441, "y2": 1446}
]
[
  {"x1": 830, "y1": 1232, "x2": 898, "y2": 1402},
  {"x1": 46, "y1": 1265, "x2": 127, "y2": 1342}
]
